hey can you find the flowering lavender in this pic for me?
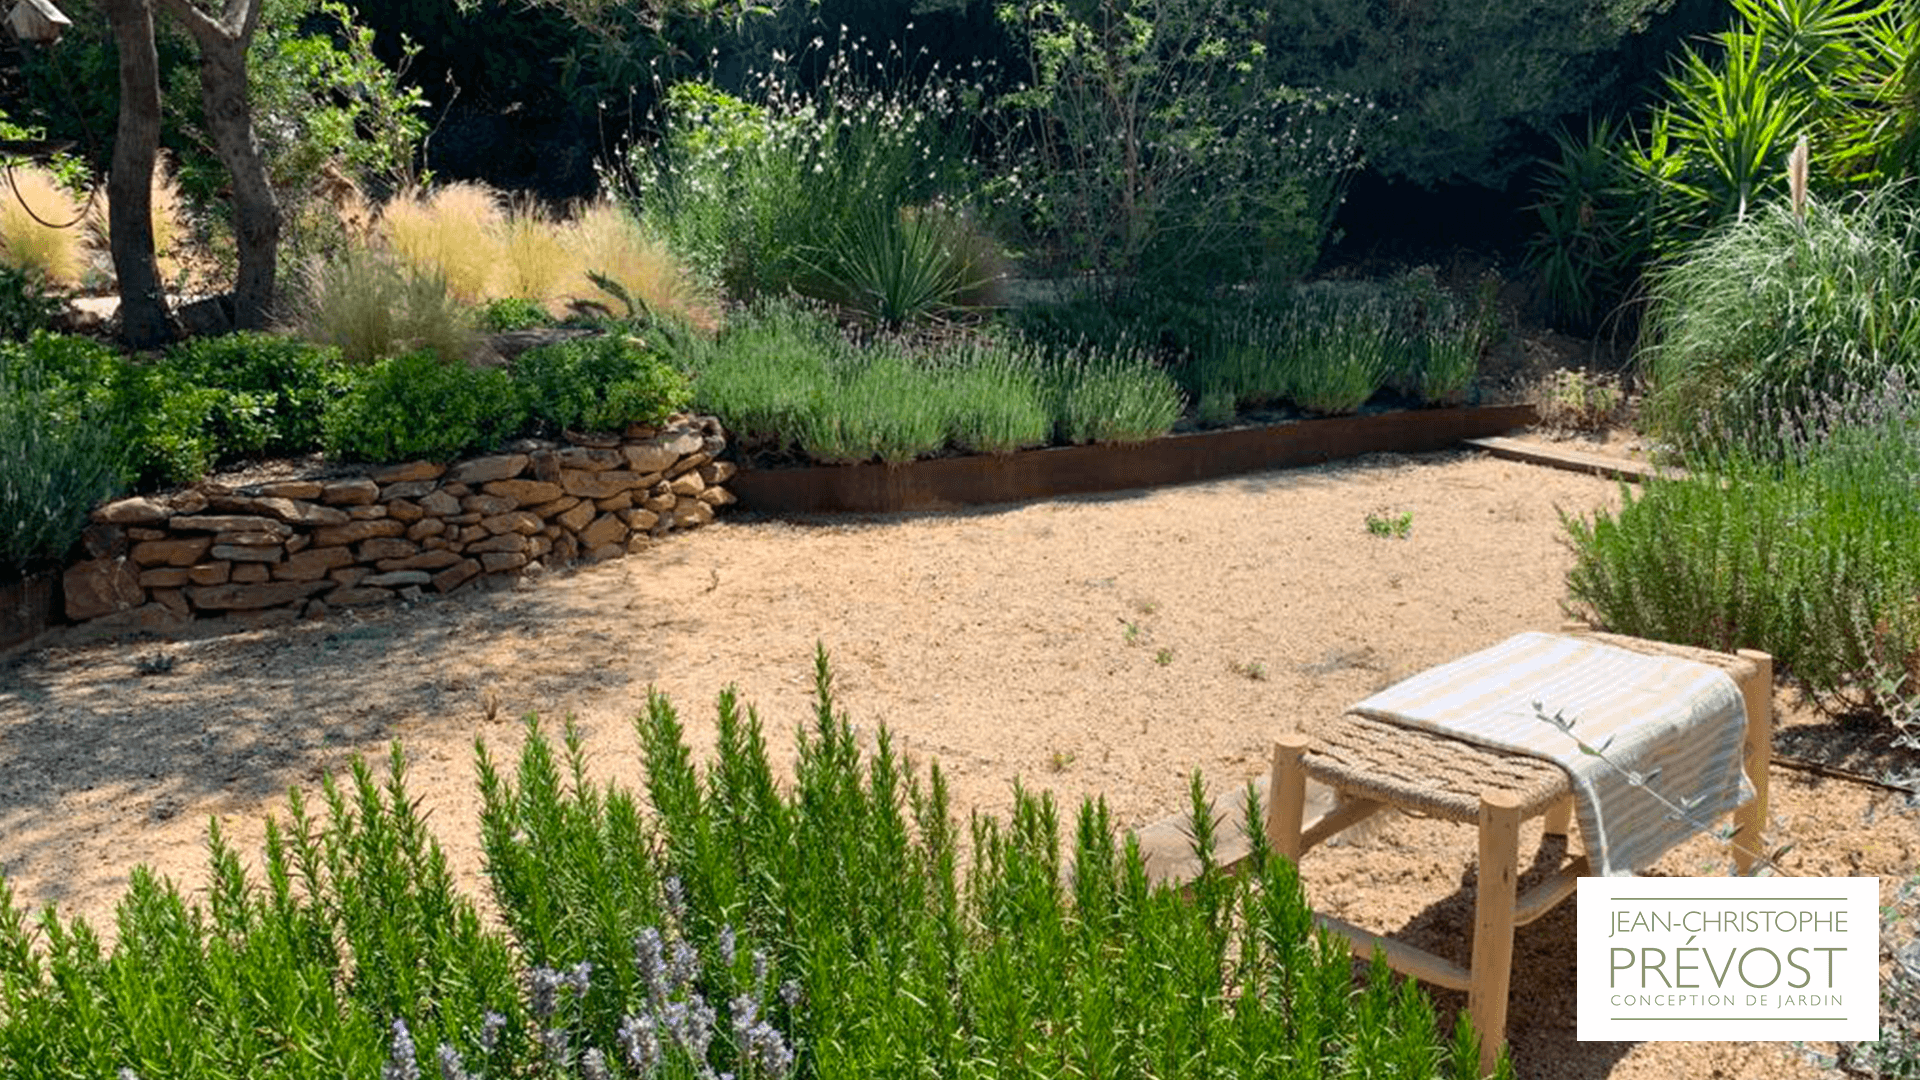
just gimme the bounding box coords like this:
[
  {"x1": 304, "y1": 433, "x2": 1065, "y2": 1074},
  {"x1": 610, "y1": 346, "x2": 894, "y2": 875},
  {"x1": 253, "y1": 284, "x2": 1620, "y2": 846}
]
[
  {"x1": 381, "y1": 1018, "x2": 422, "y2": 1080},
  {"x1": 717, "y1": 923, "x2": 737, "y2": 968},
  {"x1": 619, "y1": 1012, "x2": 663, "y2": 1073},
  {"x1": 731, "y1": 994, "x2": 797, "y2": 1078},
  {"x1": 478, "y1": 1011, "x2": 507, "y2": 1053},
  {"x1": 435, "y1": 1043, "x2": 473, "y2": 1080},
  {"x1": 581, "y1": 1047, "x2": 613, "y2": 1080}
]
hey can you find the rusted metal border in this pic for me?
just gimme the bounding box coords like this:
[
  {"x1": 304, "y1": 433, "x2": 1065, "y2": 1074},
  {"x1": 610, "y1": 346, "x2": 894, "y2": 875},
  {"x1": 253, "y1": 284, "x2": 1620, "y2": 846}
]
[{"x1": 732, "y1": 403, "x2": 1538, "y2": 514}]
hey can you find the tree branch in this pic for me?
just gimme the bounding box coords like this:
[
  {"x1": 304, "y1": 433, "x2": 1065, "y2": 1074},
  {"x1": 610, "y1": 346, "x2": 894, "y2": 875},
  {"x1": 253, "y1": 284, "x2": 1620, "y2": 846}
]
[{"x1": 152, "y1": 0, "x2": 223, "y2": 42}]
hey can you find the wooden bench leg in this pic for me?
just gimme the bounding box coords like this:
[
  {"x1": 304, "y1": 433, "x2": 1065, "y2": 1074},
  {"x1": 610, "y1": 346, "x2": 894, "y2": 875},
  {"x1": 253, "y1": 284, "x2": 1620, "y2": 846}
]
[
  {"x1": 1268, "y1": 733, "x2": 1311, "y2": 861},
  {"x1": 1541, "y1": 795, "x2": 1572, "y2": 839},
  {"x1": 1732, "y1": 650, "x2": 1773, "y2": 874},
  {"x1": 1469, "y1": 791, "x2": 1523, "y2": 1076}
]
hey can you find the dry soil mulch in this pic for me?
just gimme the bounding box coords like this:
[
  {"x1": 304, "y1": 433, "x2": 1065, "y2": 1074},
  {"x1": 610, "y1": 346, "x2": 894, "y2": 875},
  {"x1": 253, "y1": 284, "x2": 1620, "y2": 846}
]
[{"x1": 2, "y1": 447, "x2": 1915, "y2": 1080}]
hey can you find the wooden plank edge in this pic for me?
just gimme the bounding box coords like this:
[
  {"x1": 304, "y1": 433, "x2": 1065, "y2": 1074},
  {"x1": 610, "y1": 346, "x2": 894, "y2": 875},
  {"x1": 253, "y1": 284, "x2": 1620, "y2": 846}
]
[
  {"x1": 1314, "y1": 912, "x2": 1474, "y2": 991},
  {"x1": 1464, "y1": 436, "x2": 1686, "y2": 484}
]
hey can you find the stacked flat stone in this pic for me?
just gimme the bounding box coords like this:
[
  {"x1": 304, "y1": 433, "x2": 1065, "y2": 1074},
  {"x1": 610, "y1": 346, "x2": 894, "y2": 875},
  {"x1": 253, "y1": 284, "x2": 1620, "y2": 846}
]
[{"x1": 64, "y1": 415, "x2": 735, "y2": 631}]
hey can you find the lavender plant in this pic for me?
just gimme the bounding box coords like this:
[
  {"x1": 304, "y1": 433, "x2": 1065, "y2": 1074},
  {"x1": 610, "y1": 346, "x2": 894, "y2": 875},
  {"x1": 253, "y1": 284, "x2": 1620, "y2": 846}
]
[{"x1": 1564, "y1": 373, "x2": 1920, "y2": 724}]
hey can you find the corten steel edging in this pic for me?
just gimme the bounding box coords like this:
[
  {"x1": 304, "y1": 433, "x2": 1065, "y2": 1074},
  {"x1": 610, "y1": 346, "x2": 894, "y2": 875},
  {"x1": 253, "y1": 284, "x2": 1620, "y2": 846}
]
[{"x1": 731, "y1": 403, "x2": 1539, "y2": 514}]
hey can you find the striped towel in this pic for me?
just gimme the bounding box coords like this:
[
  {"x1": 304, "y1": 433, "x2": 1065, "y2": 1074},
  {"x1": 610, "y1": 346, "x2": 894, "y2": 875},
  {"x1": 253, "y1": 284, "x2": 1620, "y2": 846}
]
[{"x1": 1351, "y1": 632, "x2": 1751, "y2": 876}]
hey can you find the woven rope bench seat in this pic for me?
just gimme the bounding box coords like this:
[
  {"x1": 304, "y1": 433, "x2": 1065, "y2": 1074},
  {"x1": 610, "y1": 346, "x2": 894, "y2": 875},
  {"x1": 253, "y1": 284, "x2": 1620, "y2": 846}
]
[{"x1": 1300, "y1": 632, "x2": 1762, "y2": 825}]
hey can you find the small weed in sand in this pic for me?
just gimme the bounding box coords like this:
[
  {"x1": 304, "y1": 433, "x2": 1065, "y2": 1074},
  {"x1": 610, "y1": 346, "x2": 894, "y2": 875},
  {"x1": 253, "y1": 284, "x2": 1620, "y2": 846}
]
[
  {"x1": 1365, "y1": 510, "x2": 1413, "y2": 539},
  {"x1": 1122, "y1": 620, "x2": 1143, "y2": 646},
  {"x1": 1155, "y1": 647, "x2": 1175, "y2": 666},
  {"x1": 1229, "y1": 659, "x2": 1269, "y2": 681},
  {"x1": 1132, "y1": 597, "x2": 1160, "y2": 616},
  {"x1": 1048, "y1": 749, "x2": 1076, "y2": 773},
  {"x1": 1530, "y1": 367, "x2": 1629, "y2": 434}
]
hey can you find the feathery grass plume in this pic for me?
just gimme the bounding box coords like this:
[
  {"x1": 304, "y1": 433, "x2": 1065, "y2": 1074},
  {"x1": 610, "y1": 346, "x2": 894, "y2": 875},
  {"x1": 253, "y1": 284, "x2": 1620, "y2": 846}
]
[
  {"x1": 0, "y1": 163, "x2": 86, "y2": 286},
  {"x1": 298, "y1": 247, "x2": 477, "y2": 365},
  {"x1": 496, "y1": 196, "x2": 574, "y2": 310},
  {"x1": 1788, "y1": 133, "x2": 1810, "y2": 226},
  {"x1": 564, "y1": 200, "x2": 720, "y2": 333},
  {"x1": 378, "y1": 182, "x2": 506, "y2": 303},
  {"x1": 87, "y1": 152, "x2": 188, "y2": 285},
  {"x1": 1639, "y1": 188, "x2": 1920, "y2": 455}
]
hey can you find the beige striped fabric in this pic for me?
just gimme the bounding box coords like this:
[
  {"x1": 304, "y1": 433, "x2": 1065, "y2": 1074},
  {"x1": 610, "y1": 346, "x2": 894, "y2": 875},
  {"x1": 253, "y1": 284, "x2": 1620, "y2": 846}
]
[{"x1": 1351, "y1": 632, "x2": 1751, "y2": 876}]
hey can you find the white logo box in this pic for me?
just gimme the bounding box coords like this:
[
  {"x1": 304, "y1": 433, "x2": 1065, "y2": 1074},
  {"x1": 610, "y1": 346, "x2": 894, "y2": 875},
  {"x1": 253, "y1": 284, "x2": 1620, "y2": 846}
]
[{"x1": 1577, "y1": 876, "x2": 1880, "y2": 1042}]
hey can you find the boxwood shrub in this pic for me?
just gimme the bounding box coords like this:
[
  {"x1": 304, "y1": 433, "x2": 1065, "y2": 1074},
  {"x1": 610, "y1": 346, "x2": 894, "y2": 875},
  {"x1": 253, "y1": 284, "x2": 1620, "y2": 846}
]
[
  {"x1": 322, "y1": 349, "x2": 528, "y2": 463},
  {"x1": 511, "y1": 334, "x2": 691, "y2": 437}
]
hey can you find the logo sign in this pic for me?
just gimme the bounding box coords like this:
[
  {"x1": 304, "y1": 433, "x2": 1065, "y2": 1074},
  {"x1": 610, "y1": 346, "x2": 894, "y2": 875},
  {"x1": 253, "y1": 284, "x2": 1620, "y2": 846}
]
[{"x1": 1577, "y1": 876, "x2": 1879, "y2": 1041}]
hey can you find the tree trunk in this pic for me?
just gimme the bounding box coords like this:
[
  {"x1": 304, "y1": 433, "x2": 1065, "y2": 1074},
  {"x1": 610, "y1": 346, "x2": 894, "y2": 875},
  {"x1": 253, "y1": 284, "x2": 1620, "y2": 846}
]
[
  {"x1": 101, "y1": 0, "x2": 177, "y2": 348},
  {"x1": 156, "y1": 0, "x2": 278, "y2": 330}
]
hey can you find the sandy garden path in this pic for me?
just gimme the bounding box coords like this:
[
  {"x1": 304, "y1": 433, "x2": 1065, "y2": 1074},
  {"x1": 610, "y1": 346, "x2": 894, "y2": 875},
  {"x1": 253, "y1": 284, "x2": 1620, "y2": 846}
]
[{"x1": 2, "y1": 447, "x2": 1914, "y2": 1079}]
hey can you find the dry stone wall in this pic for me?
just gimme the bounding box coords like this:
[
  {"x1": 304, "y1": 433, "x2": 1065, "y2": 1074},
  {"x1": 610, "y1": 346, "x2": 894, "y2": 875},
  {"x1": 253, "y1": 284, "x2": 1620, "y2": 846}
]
[{"x1": 63, "y1": 414, "x2": 735, "y2": 634}]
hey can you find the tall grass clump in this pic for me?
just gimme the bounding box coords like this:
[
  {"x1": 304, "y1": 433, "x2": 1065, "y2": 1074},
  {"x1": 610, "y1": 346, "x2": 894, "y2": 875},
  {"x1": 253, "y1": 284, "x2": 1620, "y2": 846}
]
[
  {"x1": 1638, "y1": 190, "x2": 1920, "y2": 456},
  {"x1": 623, "y1": 36, "x2": 981, "y2": 312},
  {"x1": 376, "y1": 182, "x2": 507, "y2": 303},
  {"x1": 476, "y1": 647, "x2": 1510, "y2": 1079},
  {"x1": 1564, "y1": 375, "x2": 1920, "y2": 724},
  {"x1": 495, "y1": 196, "x2": 576, "y2": 309},
  {"x1": 0, "y1": 164, "x2": 85, "y2": 287},
  {"x1": 296, "y1": 248, "x2": 478, "y2": 365},
  {"x1": 0, "y1": 344, "x2": 125, "y2": 575},
  {"x1": 565, "y1": 200, "x2": 721, "y2": 332}
]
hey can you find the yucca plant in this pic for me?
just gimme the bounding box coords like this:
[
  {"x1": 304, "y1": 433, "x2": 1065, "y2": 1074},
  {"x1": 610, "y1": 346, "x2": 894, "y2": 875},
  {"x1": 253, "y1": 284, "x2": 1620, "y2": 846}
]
[{"x1": 803, "y1": 203, "x2": 1001, "y2": 330}]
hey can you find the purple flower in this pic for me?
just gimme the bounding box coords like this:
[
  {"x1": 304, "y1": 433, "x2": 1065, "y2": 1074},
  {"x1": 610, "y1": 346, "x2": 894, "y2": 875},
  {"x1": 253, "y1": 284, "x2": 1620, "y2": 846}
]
[
  {"x1": 478, "y1": 1011, "x2": 507, "y2": 1053},
  {"x1": 435, "y1": 1044, "x2": 472, "y2": 1080},
  {"x1": 581, "y1": 1047, "x2": 612, "y2": 1080},
  {"x1": 619, "y1": 1013, "x2": 662, "y2": 1073},
  {"x1": 717, "y1": 924, "x2": 737, "y2": 968},
  {"x1": 381, "y1": 1019, "x2": 421, "y2": 1080}
]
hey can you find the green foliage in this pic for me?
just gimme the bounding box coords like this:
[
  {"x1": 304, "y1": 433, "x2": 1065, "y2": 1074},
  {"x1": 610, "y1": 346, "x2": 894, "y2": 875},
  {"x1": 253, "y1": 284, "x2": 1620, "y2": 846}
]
[
  {"x1": 0, "y1": 747, "x2": 526, "y2": 1079},
  {"x1": 474, "y1": 647, "x2": 1507, "y2": 1079},
  {"x1": 477, "y1": 296, "x2": 555, "y2": 332},
  {"x1": 997, "y1": 0, "x2": 1364, "y2": 292},
  {"x1": 1050, "y1": 341, "x2": 1186, "y2": 444},
  {"x1": 0, "y1": 266, "x2": 61, "y2": 344},
  {"x1": 512, "y1": 334, "x2": 692, "y2": 435},
  {"x1": 1563, "y1": 379, "x2": 1920, "y2": 723},
  {"x1": 1524, "y1": 117, "x2": 1653, "y2": 333},
  {"x1": 1526, "y1": 0, "x2": 1920, "y2": 324},
  {"x1": 622, "y1": 39, "x2": 980, "y2": 308},
  {"x1": 322, "y1": 350, "x2": 528, "y2": 463},
  {"x1": 1261, "y1": 0, "x2": 1684, "y2": 189},
  {"x1": 160, "y1": 332, "x2": 349, "y2": 461},
  {"x1": 0, "y1": 347, "x2": 125, "y2": 575},
  {"x1": 1638, "y1": 190, "x2": 1920, "y2": 455},
  {"x1": 685, "y1": 303, "x2": 1173, "y2": 463}
]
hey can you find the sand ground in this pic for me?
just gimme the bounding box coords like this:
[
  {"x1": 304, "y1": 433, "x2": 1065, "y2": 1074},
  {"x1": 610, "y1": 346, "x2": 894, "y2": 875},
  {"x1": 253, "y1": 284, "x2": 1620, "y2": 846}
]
[{"x1": 2, "y1": 446, "x2": 1914, "y2": 1078}]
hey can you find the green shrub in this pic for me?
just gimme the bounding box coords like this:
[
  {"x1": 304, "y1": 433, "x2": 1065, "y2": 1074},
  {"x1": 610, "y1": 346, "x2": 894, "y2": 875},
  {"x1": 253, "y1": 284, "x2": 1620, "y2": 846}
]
[
  {"x1": 681, "y1": 301, "x2": 838, "y2": 455},
  {"x1": 322, "y1": 350, "x2": 527, "y2": 463},
  {"x1": 998, "y1": 0, "x2": 1363, "y2": 291},
  {"x1": 1563, "y1": 379, "x2": 1920, "y2": 723},
  {"x1": 512, "y1": 334, "x2": 692, "y2": 436},
  {"x1": 1638, "y1": 191, "x2": 1920, "y2": 456},
  {"x1": 478, "y1": 296, "x2": 555, "y2": 331},
  {"x1": 1263, "y1": 0, "x2": 1696, "y2": 189},
  {"x1": 0, "y1": 349, "x2": 125, "y2": 575},
  {"x1": 0, "y1": 265, "x2": 60, "y2": 344},
  {"x1": 160, "y1": 332, "x2": 348, "y2": 461},
  {"x1": 801, "y1": 202, "x2": 1003, "y2": 329},
  {"x1": 935, "y1": 337, "x2": 1054, "y2": 455}
]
